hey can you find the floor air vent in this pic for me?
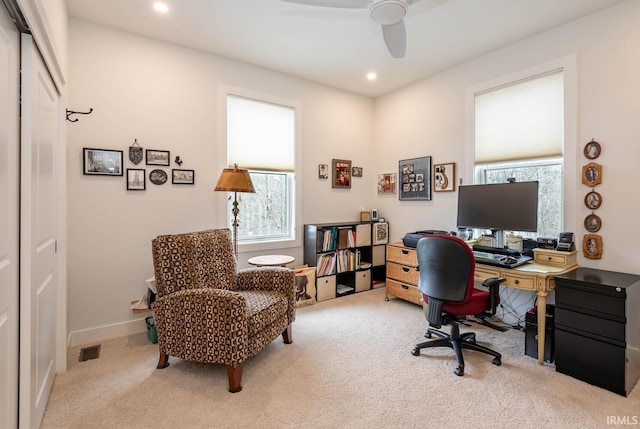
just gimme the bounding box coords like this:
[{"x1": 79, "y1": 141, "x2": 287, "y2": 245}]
[{"x1": 79, "y1": 344, "x2": 101, "y2": 362}]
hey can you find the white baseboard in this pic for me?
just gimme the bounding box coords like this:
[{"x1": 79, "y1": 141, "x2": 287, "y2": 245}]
[{"x1": 67, "y1": 317, "x2": 148, "y2": 347}]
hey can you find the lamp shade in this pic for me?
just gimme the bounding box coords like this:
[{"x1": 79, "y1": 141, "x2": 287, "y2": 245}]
[{"x1": 214, "y1": 164, "x2": 255, "y2": 193}]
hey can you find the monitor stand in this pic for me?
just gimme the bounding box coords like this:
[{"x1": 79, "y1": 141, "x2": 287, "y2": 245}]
[{"x1": 490, "y1": 229, "x2": 505, "y2": 249}]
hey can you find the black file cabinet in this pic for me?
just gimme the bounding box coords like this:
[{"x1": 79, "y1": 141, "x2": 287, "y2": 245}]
[{"x1": 554, "y1": 267, "x2": 640, "y2": 396}]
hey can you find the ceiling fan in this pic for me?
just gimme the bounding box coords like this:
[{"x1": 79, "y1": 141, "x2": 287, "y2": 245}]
[{"x1": 281, "y1": 0, "x2": 424, "y2": 58}]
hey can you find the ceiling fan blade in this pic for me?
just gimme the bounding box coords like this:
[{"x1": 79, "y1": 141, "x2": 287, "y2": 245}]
[
  {"x1": 381, "y1": 20, "x2": 406, "y2": 58},
  {"x1": 281, "y1": 0, "x2": 371, "y2": 9}
]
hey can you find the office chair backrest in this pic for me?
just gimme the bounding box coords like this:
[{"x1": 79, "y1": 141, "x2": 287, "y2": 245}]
[{"x1": 416, "y1": 234, "x2": 475, "y2": 304}]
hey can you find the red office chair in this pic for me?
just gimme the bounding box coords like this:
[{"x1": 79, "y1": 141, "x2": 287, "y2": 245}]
[{"x1": 411, "y1": 234, "x2": 505, "y2": 376}]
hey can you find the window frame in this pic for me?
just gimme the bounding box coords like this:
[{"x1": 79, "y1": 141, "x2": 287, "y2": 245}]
[
  {"x1": 465, "y1": 55, "x2": 578, "y2": 237},
  {"x1": 219, "y1": 85, "x2": 302, "y2": 253}
]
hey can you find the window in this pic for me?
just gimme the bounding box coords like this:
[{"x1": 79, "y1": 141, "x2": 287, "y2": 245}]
[
  {"x1": 225, "y1": 92, "x2": 299, "y2": 249},
  {"x1": 472, "y1": 68, "x2": 567, "y2": 239}
]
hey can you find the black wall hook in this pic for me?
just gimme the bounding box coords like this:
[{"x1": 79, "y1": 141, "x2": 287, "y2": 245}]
[{"x1": 66, "y1": 108, "x2": 93, "y2": 122}]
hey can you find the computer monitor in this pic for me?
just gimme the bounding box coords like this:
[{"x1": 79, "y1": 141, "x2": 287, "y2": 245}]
[{"x1": 457, "y1": 181, "x2": 539, "y2": 246}]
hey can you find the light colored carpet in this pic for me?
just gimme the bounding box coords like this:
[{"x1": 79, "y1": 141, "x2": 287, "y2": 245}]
[{"x1": 42, "y1": 288, "x2": 639, "y2": 429}]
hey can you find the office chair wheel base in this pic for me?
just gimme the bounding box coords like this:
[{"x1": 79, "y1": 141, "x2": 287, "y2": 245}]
[
  {"x1": 492, "y1": 357, "x2": 501, "y2": 366},
  {"x1": 454, "y1": 366, "x2": 464, "y2": 376},
  {"x1": 424, "y1": 331, "x2": 432, "y2": 339},
  {"x1": 411, "y1": 347, "x2": 420, "y2": 356}
]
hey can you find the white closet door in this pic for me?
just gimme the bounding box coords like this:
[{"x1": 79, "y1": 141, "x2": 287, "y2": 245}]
[
  {"x1": 20, "y1": 33, "x2": 60, "y2": 429},
  {"x1": 0, "y1": 6, "x2": 20, "y2": 429}
]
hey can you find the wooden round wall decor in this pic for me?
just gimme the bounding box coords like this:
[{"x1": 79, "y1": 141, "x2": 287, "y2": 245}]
[
  {"x1": 584, "y1": 213, "x2": 602, "y2": 233},
  {"x1": 584, "y1": 139, "x2": 601, "y2": 160},
  {"x1": 584, "y1": 191, "x2": 602, "y2": 210},
  {"x1": 582, "y1": 162, "x2": 602, "y2": 187}
]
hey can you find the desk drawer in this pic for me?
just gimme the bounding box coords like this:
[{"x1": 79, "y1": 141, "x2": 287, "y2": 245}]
[
  {"x1": 386, "y1": 245, "x2": 417, "y2": 266},
  {"x1": 386, "y1": 278, "x2": 422, "y2": 305},
  {"x1": 387, "y1": 262, "x2": 419, "y2": 285},
  {"x1": 502, "y1": 273, "x2": 536, "y2": 290}
]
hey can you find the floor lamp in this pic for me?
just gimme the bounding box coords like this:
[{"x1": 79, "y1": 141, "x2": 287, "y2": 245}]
[{"x1": 214, "y1": 164, "x2": 255, "y2": 257}]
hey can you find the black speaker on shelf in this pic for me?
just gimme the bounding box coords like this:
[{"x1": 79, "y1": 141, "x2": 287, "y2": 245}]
[{"x1": 525, "y1": 305, "x2": 555, "y2": 363}]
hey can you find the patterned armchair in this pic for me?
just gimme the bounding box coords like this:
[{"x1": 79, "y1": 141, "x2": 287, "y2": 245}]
[{"x1": 151, "y1": 228, "x2": 296, "y2": 393}]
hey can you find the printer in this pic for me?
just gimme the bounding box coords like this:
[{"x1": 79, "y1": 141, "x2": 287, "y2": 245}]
[{"x1": 402, "y1": 230, "x2": 451, "y2": 248}]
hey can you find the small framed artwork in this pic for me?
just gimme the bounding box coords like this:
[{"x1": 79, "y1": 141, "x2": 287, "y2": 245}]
[
  {"x1": 377, "y1": 173, "x2": 397, "y2": 194},
  {"x1": 332, "y1": 159, "x2": 352, "y2": 189},
  {"x1": 126, "y1": 168, "x2": 146, "y2": 190},
  {"x1": 172, "y1": 169, "x2": 195, "y2": 184},
  {"x1": 373, "y1": 222, "x2": 388, "y2": 245},
  {"x1": 146, "y1": 149, "x2": 170, "y2": 166},
  {"x1": 319, "y1": 164, "x2": 328, "y2": 179},
  {"x1": 352, "y1": 167, "x2": 363, "y2": 177},
  {"x1": 149, "y1": 169, "x2": 168, "y2": 185},
  {"x1": 584, "y1": 139, "x2": 601, "y2": 160},
  {"x1": 83, "y1": 148, "x2": 123, "y2": 176},
  {"x1": 581, "y1": 162, "x2": 602, "y2": 187},
  {"x1": 433, "y1": 162, "x2": 456, "y2": 192},
  {"x1": 583, "y1": 234, "x2": 603, "y2": 259},
  {"x1": 399, "y1": 156, "x2": 432, "y2": 201},
  {"x1": 584, "y1": 191, "x2": 602, "y2": 210},
  {"x1": 360, "y1": 211, "x2": 371, "y2": 222},
  {"x1": 584, "y1": 214, "x2": 602, "y2": 233}
]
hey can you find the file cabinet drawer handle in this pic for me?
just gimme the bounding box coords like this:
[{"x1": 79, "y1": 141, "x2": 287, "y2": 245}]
[
  {"x1": 402, "y1": 267, "x2": 410, "y2": 273},
  {"x1": 402, "y1": 285, "x2": 409, "y2": 290},
  {"x1": 402, "y1": 250, "x2": 409, "y2": 255}
]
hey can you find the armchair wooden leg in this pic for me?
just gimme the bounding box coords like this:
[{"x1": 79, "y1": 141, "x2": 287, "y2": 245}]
[
  {"x1": 227, "y1": 364, "x2": 243, "y2": 393},
  {"x1": 282, "y1": 324, "x2": 293, "y2": 344},
  {"x1": 157, "y1": 351, "x2": 169, "y2": 369}
]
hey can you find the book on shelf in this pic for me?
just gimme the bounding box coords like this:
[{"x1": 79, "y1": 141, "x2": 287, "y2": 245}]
[
  {"x1": 336, "y1": 284, "x2": 354, "y2": 295},
  {"x1": 316, "y1": 252, "x2": 336, "y2": 277}
]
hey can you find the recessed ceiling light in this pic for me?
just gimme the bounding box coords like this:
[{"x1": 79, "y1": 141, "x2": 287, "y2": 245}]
[
  {"x1": 367, "y1": 72, "x2": 377, "y2": 81},
  {"x1": 153, "y1": 2, "x2": 169, "y2": 13}
]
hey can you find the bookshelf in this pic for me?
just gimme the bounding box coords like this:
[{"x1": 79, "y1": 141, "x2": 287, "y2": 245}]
[{"x1": 304, "y1": 221, "x2": 388, "y2": 302}]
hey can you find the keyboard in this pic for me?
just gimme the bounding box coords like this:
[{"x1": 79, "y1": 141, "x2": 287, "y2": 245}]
[{"x1": 473, "y1": 251, "x2": 532, "y2": 268}]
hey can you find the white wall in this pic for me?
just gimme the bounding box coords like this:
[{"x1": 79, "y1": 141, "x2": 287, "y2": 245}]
[
  {"x1": 374, "y1": 0, "x2": 640, "y2": 274},
  {"x1": 68, "y1": 0, "x2": 640, "y2": 343},
  {"x1": 66, "y1": 20, "x2": 374, "y2": 344}
]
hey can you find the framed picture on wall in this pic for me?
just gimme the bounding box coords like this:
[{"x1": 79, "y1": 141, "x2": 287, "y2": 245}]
[
  {"x1": 83, "y1": 148, "x2": 123, "y2": 176},
  {"x1": 146, "y1": 149, "x2": 170, "y2": 166},
  {"x1": 126, "y1": 168, "x2": 146, "y2": 190},
  {"x1": 399, "y1": 156, "x2": 432, "y2": 201},
  {"x1": 332, "y1": 159, "x2": 352, "y2": 188},
  {"x1": 377, "y1": 173, "x2": 396, "y2": 194},
  {"x1": 433, "y1": 162, "x2": 456, "y2": 192},
  {"x1": 172, "y1": 169, "x2": 195, "y2": 184}
]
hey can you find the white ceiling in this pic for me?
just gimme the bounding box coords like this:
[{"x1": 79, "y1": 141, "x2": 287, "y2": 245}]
[{"x1": 65, "y1": 0, "x2": 623, "y2": 98}]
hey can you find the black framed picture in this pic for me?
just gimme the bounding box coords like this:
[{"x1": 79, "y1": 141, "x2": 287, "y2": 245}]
[
  {"x1": 126, "y1": 169, "x2": 146, "y2": 190},
  {"x1": 83, "y1": 148, "x2": 123, "y2": 176},
  {"x1": 149, "y1": 169, "x2": 168, "y2": 185},
  {"x1": 146, "y1": 149, "x2": 170, "y2": 166},
  {"x1": 399, "y1": 156, "x2": 432, "y2": 201},
  {"x1": 172, "y1": 169, "x2": 195, "y2": 184}
]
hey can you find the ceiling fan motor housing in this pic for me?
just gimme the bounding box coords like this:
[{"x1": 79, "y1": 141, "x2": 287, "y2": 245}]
[{"x1": 370, "y1": 0, "x2": 408, "y2": 25}]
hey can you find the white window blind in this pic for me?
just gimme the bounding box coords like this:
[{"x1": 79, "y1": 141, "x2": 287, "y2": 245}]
[
  {"x1": 475, "y1": 70, "x2": 563, "y2": 163},
  {"x1": 227, "y1": 95, "x2": 295, "y2": 171}
]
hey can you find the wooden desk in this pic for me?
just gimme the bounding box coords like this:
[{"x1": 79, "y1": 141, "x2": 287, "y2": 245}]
[
  {"x1": 386, "y1": 242, "x2": 578, "y2": 365},
  {"x1": 248, "y1": 254, "x2": 295, "y2": 267},
  {"x1": 474, "y1": 248, "x2": 578, "y2": 365}
]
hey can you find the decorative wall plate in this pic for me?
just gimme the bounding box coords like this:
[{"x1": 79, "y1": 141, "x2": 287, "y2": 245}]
[
  {"x1": 581, "y1": 162, "x2": 602, "y2": 187},
  {"x1": 584, "y1": 213, "x2": 602, "y2": 233},
  {"x1": 583, "y1": 234, "x2": 603, "y2": 259},
  {"x1": 584, "y1": 191, "x2": 602, "y2": 209},
  {"x1": 149, "y1": 169, "x2": 167, "y2": 185},
  {"x1": 584, "y1": 139, "x2": 601, "y2": 160}
]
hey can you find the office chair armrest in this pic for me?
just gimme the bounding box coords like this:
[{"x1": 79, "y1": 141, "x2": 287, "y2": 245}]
[{"x1": 481, "y1": 277, "x2": 505, "y2": 315}]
